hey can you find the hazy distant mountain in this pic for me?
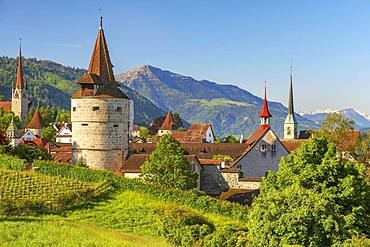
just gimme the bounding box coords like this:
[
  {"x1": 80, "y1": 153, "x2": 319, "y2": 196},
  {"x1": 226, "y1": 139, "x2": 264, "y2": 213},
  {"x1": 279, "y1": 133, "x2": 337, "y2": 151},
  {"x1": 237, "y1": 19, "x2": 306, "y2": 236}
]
[
  {"x1": 116, "y1": 65, "x2": 318, "y2": 137},
  {"x1": 0, "y1": 56, "x2": 165, "y2": 126},
  {"x1": 301, "y1": 108, "x2": 370, "y2": 129}
]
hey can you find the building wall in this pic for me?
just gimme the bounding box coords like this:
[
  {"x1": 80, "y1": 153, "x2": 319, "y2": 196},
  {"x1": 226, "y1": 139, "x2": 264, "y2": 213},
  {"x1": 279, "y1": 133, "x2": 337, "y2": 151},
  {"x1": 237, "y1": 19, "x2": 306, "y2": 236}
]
[
  {"x1": 11, "y1": 88, "x2": 28, "y2": 123},
  {"x1": 237, "y1": 130, "x2": 289, "y2": 177},
  {"x1": 205, "y1": 127, "x2": 215, "y2": 143},
  {"x1": 124, "y1": 172, "x2": 141, "y2": 179},
  {"x1": 71, "y1": 97, "x2": 130, "y2": 171}
]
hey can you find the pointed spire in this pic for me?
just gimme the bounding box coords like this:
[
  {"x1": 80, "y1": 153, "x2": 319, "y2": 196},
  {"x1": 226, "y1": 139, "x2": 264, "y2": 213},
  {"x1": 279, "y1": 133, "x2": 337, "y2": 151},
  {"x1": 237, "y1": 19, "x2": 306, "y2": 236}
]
[
  {"x1": 15, "y1": 39, "x2": 25, "y2": 89},
  {"x1": 287, "y1": 61, "x2": 295, "y2": 117},
  {"x1": 160, "y1": 111, "x2": 175, "y2": 130},
  {"x1": 26, "y1": 107, "x2": 43, "y2": 130},
  {"x1": 86, "y1": 15, "x2": 115, "y2": 84},
  {"x1": 259, "y1": 82, "x2": 272, "y2": 118}
]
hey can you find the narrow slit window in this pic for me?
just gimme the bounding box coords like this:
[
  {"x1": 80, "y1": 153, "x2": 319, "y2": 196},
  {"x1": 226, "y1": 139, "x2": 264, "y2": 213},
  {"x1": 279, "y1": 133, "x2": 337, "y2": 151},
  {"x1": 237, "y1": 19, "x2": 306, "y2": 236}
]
[
  {"x1": 113, "y1": 124, "x2": 119, "y2": 127},
  {"x1": 116, "y1": 107, "x2": 122, "y2": 112},
  {"x1": 92, "y1": 106, "x2": 100, "y2": 111},
  {"x1": 81, "y1": 123, "x2": 88, "y2": 126},
  {"x1": 73, "y1": 107, "x2": 76, "y2": 112}
]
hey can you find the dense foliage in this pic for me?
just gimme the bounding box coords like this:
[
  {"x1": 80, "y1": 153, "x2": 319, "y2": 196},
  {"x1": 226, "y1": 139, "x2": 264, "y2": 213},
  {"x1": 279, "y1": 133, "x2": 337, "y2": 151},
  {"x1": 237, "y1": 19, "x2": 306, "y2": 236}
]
[
  {"x1": 41, "y1": 126, "x2": 57, "y2": 141},
  {"x1": 8, "y1": 144, "x2": 51, "y2": 163},
  {"x1": 141, "y1": 134, "x2": 198, "y2": 190},
  {"x1": 247, "y1": 137, "x2": 370, "y2": 246}
]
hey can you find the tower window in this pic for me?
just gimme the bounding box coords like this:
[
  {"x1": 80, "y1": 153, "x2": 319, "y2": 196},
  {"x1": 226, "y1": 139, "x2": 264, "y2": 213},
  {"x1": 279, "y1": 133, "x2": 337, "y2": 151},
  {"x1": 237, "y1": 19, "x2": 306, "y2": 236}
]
[
  {"x1": 113, "y1": 124, "x2": 119, "y2": 127},
  {"x1": 73, "y1": 107, "x2": 76, "y2": 112},
  {"x1": 81, "y1": 123, "x2": 88, "y2": 126},
  {"x1": 92, "y1": 106, "x2": 100, "y2": 111}
]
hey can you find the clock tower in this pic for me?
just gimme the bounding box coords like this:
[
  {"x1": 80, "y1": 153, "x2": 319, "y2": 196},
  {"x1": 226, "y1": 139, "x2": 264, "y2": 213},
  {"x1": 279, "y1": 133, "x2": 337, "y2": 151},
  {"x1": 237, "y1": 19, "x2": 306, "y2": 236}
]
[
  {"x1": 11, "y1": 44, "x2": 28, "y2": 123},
  {"x1": 284, "y1": 64, "x2": 298, "y2": 139}
]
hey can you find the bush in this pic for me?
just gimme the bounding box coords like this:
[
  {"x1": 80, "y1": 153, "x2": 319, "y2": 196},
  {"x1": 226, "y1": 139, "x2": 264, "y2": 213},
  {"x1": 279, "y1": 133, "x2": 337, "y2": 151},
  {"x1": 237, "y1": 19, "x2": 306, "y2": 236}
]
[
  {"x1": 0, "y1": 154, "x2": 27, "y2": 170},
  {"x1": 154, "y1": 206, "x2": 214, "y2": 246},
  {"x1": 9, "y1": 144, "x2": 51, "y2": 163},
  {"x1": 201, "y1": 224, "x2": 248, "y2": 247}
]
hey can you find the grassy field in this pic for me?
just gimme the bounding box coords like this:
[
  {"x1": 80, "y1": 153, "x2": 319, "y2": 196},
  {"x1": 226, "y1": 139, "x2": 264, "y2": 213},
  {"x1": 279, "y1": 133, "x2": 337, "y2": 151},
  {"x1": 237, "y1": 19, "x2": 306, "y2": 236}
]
[
  {"x1": 0, "y1": 217, "x2": 170, "y2": 247},
  {"x1": 0, "y1": 162, "x2": 248, "y2": 246}
]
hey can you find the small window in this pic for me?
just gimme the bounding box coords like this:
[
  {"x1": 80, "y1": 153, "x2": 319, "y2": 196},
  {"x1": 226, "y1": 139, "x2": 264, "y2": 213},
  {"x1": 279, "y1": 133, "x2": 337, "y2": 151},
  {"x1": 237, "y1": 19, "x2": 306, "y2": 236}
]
[
  {"x1": 73, "y1": 107, "x2": 76, "y2": 112},
  {"x1": 113, "y1": 124, "x2": 119, "y2": 127},
  {"x1": 116, "y1": 107, "x2": 122, "y2": 112},
  {"x1": 271, "y1": 144, "x2": 277, "y2": 151},
  {"x1": 81, "y1": 123, "x2": 88, "y2": 126},
  {"x1": 92, "y1": 106, "x2": 100, "y2": 111},
  {"x1": 261, "y1": 144, "x2": 267, "y2": 152}
]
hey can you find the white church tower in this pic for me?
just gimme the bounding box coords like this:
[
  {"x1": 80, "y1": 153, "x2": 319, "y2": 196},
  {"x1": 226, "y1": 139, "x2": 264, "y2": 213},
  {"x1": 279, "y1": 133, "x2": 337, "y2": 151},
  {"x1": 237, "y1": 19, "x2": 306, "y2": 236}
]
[
  {"x1": 284, "y1": 63, "x2": 298, "y2": 139},
  {"x1": 11, "y1": 43, "x2": 28, "y2": 123}
]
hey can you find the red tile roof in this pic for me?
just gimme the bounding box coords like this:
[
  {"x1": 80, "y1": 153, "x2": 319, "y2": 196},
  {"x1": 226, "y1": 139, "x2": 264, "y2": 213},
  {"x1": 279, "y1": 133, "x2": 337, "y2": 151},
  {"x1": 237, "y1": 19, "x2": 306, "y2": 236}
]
[
  {"x1": 122, "y1": 153, "x2": 200, "y2": 173},
  {"x1": 26, "y1": 109, "x2": 43, "y2": 129},
  {"x1": 199, "y1": 159, "x2": 222, "y2": 166},
  {"x1": 0, "y1": 101, "x2": 12, "y2": 111},
  {"x1": 171, "y1": 124, "x2": 213, "y2": 143},
  {"x1": 281, "y1": 139, "x2": 306, "y2": 152},
  {"x1": 73, "y1": 17, "x2": 128, "y2": 99},
  {"x1": 160, "y1": 111, "x2": 175, "y2": 130}
]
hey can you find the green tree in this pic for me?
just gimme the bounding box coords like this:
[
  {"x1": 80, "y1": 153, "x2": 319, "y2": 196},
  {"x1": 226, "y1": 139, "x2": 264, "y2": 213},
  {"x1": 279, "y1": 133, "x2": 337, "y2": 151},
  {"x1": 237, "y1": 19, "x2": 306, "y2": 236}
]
[
  {"x1": 212, "y1": 154, "x2": 233, "y2": 166},
  {"x1": 9, "y1": 144, "x2": 51, "y2": 163},
  {"x1": 214, "y1": 136, "x2": 223, "y2": 143},
  {"x1": 315, "y1": 113, "x2": 355, "y2": 151},
  {"x1": 0, "y1": 109, "x2": 21, "y2": 132},
  {"x1": 356, "y1": 131, "x2": 370, "y2": 165},
  {"x1": 225, "y1": 135, "x2": 237, "y2": 143},
  {"x1": 247, "y1": 137, "x2": 370, "y2": 246},
  {"x1": 173, "y1": 112, "x2": 184, "y2": 130},
  {"x1": 41, "y1": 126, "x2": 56, "y2": 141},
  {"x1": 141, "y1": 134, "x2": 197, "y2": 190},
  {"x1": 139, "y1": 127, "x2": 150, "y2": 139},
  {"x1": 55, "y1": 108, "x2": 71, "y2": 122}
]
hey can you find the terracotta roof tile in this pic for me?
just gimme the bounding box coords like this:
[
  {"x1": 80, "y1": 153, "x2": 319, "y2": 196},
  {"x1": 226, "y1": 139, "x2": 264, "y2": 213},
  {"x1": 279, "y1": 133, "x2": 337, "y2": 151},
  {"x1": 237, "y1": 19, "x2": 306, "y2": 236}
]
[
  {"x1": 26, "y1": 109, "x2": 43, "y2": 129},
  {"x1": 0, "y1": 101, "x2": 12, "y2": 111},
  {"x1": 199, "y1": 159, "x2": 222, "y2": 166},
  {"x1": 160, "y1": 111, "x2": 175, "y2": 130},
  {"x1": 281, "y1": 139, "x2": 306, "y2": 152}
]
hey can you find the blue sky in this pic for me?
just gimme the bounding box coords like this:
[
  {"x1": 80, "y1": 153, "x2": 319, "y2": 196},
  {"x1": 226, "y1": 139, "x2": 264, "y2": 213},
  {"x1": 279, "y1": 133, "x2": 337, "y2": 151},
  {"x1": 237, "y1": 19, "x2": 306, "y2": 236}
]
[{"x1": 1, "y1": 0, "x2": 370, "y2": 114}]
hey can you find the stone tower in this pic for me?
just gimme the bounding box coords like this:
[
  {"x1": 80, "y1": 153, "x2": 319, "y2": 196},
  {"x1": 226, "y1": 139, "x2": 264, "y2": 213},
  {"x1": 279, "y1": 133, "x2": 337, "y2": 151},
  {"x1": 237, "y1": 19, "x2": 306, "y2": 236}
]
[
  {"x1": 71, "y1": 17, "x2": 130, "y2": 171},
  {"x1": 284, "y1": 65, "x2": 298, "y2": 139},
  {"x1": 259, "y1": 84, "x2": 272, "y2": 128},
  {"x1": 12, "y1": 44, "x2": 28, "y2": 123}
]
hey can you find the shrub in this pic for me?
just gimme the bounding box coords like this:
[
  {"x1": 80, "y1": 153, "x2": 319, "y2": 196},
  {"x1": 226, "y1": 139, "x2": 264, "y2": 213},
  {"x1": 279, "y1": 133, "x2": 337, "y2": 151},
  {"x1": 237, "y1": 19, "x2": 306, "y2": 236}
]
[
  {"x1": 0, "y1": 154, "x2": 27, "y2": 170},
  {"x1": 154, "y1": 206, "x2": 214, "y2": 246},
  {"x1": 201, "y1": 224, "x2": 248, "y2": 247}
]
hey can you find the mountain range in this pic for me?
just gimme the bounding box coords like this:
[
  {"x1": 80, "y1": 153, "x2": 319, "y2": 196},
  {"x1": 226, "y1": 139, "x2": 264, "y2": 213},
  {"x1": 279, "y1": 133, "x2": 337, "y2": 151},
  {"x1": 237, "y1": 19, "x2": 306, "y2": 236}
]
[
  {"x1": 116, "y1": 65, "x2": 318, "y2": 137},
  {"x1": 301, "y1": 108, "x2": 370, "y2": 130}
]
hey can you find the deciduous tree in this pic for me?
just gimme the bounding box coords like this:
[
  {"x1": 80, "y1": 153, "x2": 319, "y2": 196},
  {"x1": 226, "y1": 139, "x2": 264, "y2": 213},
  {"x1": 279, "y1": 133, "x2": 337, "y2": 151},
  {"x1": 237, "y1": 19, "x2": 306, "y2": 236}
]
[{"x1": 141, "y1": 134, "x2": 197, "y2": 190}]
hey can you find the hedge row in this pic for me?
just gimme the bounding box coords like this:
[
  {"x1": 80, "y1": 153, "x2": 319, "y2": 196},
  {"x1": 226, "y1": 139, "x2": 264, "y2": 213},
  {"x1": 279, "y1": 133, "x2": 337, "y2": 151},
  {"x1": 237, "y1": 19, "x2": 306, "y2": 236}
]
[{"x1": 33, "y1": 160, "x2": 249, "y2": 221}]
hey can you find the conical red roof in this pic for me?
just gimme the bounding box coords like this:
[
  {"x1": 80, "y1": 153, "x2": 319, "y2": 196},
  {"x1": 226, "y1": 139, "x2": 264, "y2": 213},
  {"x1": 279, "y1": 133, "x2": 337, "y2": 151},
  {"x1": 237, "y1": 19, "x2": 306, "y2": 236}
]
[
  {"x1": 16, "y1": 46, "x2": 24, "y2": 89},
  {"x1": 27, "y1": 109, "x2": 43, "y2": 129},
  {"x1": 160, "y1": 111, "x2": 175, "y2": 130},
  {"x1": 259, "y1": 85, "x2": 272, "y2": 118}
]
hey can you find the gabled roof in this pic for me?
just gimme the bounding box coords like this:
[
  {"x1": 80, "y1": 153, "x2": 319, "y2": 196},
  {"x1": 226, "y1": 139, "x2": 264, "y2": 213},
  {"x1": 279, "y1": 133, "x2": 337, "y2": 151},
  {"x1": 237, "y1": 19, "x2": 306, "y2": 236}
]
[
  {"x1": 0, "y1": 101, "x2": 12, "y2": 111},
  {"x1": 73, "y1": 17, "x2": 128, "y2": 99},
  {"x1": 281, "y1": 139, "x2": 306, "y2": 152},
  {"x1": 160, "y1": 111, "x2": 175, "y2": 130},
  {"x1": 16, "y1": 45, "x2": 25, "y2": 89},
  {"x1": 26, "y1": 109, "x2": 43, "y2": 129},
  {"x1": 122, "y1": 153, "x2": 200, "y2": 173},
  {"x1": 259, "y1": 85, "x2": 272, "y2": 118},
  {"x1": 171, "y1": 124, "x2": 214, "y2": 143}
]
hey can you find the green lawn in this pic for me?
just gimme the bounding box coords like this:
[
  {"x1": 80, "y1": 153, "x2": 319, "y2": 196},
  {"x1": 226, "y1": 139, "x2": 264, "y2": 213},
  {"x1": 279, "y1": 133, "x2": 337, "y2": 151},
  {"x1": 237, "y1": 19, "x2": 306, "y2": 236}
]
[{"x1": 0, "y1": 217, "x2": 169, "y2": 247}]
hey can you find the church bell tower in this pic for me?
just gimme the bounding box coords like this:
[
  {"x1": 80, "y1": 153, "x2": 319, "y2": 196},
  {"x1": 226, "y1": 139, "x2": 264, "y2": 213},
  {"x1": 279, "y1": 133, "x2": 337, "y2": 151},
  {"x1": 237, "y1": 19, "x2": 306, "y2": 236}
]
[{"x1": 284, "y1": 63, "x2": 298, "y2": 139}]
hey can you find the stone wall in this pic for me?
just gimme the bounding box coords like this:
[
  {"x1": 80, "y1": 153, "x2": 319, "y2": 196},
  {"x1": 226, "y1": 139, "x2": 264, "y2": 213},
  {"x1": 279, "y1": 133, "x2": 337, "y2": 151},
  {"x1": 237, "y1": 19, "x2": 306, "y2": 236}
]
[
  {"x1": 200, "y1": 166, "x2": 229, "y2": 195},
  {"x1": 221, "y1": 172, "x2": 261, "y2": 190},
  {"x1": 71, "y1": 97, "x2": 130, "y2": 171}
]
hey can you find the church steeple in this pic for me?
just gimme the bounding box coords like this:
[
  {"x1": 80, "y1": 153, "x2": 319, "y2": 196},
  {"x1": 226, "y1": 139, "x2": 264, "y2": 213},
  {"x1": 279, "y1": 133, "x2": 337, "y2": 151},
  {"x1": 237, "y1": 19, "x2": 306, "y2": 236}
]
[
  {"x1": 12, "y1": 40, "x2": 28, "y2": 123},
  {"x1": 284, "y1": 62, "x2": 298, "y2": 139},
  {"x1": 259, "y1": 83, "x2": 272, "y2": 128},
  {"x1": 16, "y1": 42, "x2": 25, "y2": 89}
]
